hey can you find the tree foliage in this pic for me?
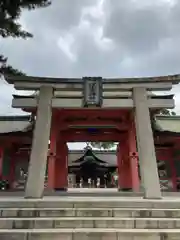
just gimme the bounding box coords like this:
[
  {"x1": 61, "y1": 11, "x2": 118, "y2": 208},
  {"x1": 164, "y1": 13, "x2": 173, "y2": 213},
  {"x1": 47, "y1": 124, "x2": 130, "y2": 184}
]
[
  {"x1": 0, "y1": 0, "x2": 51, "y2": 75},
  {"x1": 159, "y1": 109, "x2": 176, "y2": 116},
  {"x1": 0, "y1": 55, "x2": 26, "y2": 76},
  {"x1": 0, "y1": 0, "x2": 51, "y2": 38},
  {"x1": 90, "y1": 142, "x2": 116, "y2": 150}
]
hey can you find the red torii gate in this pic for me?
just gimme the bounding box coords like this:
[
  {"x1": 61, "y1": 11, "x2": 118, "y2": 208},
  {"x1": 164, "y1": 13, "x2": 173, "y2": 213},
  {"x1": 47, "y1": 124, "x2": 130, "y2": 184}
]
[{"x1": 47, "y1": 108, "x2": 140, "y2": 191}]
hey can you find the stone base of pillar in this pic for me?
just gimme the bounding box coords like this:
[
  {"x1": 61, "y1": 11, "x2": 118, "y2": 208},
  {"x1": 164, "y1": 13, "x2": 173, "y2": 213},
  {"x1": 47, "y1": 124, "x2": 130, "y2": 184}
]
[
  {"x1": 24, "y1": 195, "x2": 44, "y2": 199},
  {"x1": 54, "y1": 187, "x2": 67, "y2": 192},
  {"x1": 143, "y1": 196, "x2": 162, "y2": 200},
  {"x1": 118, "y1": 188, "x2": 132, "y2": 192}
]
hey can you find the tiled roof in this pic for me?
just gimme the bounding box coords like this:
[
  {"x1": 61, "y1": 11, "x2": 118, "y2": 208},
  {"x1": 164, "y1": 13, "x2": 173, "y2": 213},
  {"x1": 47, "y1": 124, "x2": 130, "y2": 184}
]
[
  {"x1": 154, "y1": 115, "x2": 180, "y2": 133},
  {"x1": 0, "y1": 115, "x2": 32, "y2": 133}
]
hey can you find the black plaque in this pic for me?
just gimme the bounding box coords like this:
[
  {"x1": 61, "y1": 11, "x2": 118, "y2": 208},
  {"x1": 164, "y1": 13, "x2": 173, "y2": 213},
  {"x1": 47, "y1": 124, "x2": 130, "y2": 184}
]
[{"x1": 83, "y1": 77, "x2": 102, "y2": 107}]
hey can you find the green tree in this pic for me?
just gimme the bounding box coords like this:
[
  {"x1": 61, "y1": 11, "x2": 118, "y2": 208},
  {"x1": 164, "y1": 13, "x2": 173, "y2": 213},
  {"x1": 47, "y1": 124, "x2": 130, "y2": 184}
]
[
  {"x1": 0, "y1": 55, "x2": 26, "y2": 76},
  {"x1": 90, "y1": 142, "x2": 116, "y2": 150},
  {"x1": 171, "y1": 111, "x2": 176, "y2": 116},
  {"x1": 0, "y1": 0, "x2": 51, "y2": 76},
  {"x1": 159, "y1": 109, "x2": 176, "y2": 116}
]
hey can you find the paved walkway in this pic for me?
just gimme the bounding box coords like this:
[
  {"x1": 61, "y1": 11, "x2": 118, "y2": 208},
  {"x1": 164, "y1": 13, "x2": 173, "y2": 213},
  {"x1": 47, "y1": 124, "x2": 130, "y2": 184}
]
[{"x1": 0, "y1": 188, "x2": 179, "y2": 202}]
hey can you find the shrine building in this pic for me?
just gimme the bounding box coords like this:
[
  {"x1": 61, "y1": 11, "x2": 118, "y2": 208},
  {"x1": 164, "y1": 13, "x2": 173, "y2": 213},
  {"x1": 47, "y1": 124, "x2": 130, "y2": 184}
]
[{"x1": 1, "y1": 74, "x2": 180, "y2": 199}]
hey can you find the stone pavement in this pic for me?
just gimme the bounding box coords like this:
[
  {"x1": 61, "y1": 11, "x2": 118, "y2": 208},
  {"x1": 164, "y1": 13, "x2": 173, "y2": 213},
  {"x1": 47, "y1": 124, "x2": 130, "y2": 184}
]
[{"x1": 0, "y1": 187, "x2": 180, "y2": 197}]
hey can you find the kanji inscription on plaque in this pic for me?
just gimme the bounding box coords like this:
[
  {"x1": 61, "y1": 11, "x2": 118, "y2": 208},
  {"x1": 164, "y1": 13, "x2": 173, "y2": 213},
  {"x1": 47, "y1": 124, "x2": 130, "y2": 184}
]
[{"x1": 83, "y1": 77, "x2": 102, "y2": 107}]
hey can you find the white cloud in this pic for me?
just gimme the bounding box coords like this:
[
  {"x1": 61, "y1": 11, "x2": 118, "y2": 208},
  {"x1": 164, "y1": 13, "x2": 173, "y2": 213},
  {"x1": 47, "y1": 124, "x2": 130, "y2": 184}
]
[
  {"x1": 57, "y1": 33, "x2": 76, "y2": 61},
  {"x1": 1, "y1": 0, "x2": 180, "y2": 146}
]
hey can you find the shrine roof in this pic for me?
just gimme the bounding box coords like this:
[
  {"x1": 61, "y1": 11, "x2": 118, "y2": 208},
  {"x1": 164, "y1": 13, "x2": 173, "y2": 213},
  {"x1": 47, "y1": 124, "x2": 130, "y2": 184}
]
[
  {"x1": 5, "y1": 73, "x2": 180, "y2": 84},
  {"x1": 69, "y1": 149, "x2": 116, "y2": 154},
  {"x1": 0, "y1": 115, "x2": 32, "y2": 134},
  {"x1": 69, "y1": 148, "x2": 117, "y2": 167},
  {"x1": 0, "y1": 113, "x2": 180, "y2": 136},
  {"x1": 73, "y1": 149, "x2": 107, "y2": 164},
  {"x1": 154, "y1": 115, "x2": 180, "y2": 133},
  {"x1": 0, "y1": 115, "x2": 30, "y2": 121}
]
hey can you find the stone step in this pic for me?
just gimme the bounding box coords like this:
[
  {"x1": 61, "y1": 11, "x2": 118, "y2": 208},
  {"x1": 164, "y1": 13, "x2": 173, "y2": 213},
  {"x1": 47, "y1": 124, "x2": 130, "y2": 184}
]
[
  {"x1": 0, "y1": 217, "x2": 179, "y2": 229},
  {"x1": 0, "y1": 190, "x2": 143, "y2": 197},
  {"x1": 0, "y1": 198, "x2": 180, "y2": 209},
  {"x1": 0, "y1": 190, "x2": 180, "y2": 198},
  {"x1": 1, "y1": 207, "x2": 180, "y2": 218},
  {"x1": 0, "y1": 228, "x2": 179, "y2": 240}
]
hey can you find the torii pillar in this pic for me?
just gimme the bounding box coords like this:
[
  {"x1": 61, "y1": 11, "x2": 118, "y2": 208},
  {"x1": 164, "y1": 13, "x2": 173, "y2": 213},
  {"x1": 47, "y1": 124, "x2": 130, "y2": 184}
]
[
  {"x1": 48, "y1": 115, "x2": 68, "y2": 191},
  {"x1": 0, "y1": 147, "x2": 4, "y2": 180},
  {"x1": 117, "y1": 126, "x2": 140, "y2": 192},
  {"x1": 117, "y1": 140, "x2": 132, "y2": 191},
  {"x1": 48, "y1": 113, "x2": 57, "y2": 190},
  {"x1": 25, "y1": 86, "x2": 53, "y2": 198},
  {"x1": 54, "y1": 138, "x2": 68, "y2": 191},
  {"x1": 133, "y1": 87, "x2": 161, "y2": 199},
  {"x1": 128, "y1": 115, "x2": 140, "y2": 191}
]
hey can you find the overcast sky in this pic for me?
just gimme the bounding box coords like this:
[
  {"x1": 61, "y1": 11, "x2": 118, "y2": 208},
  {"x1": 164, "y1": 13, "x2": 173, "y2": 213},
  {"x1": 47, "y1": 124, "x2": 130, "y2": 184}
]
[{"x1": 1, "y1": 0, "x2": 180, "y2": 148}]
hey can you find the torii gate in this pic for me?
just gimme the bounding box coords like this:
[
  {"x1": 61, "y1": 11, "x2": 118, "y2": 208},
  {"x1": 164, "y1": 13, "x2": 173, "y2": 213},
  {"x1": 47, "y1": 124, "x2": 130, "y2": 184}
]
[{"x1": 4, "y1": 74, "x2": 180, "y2": 199}]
